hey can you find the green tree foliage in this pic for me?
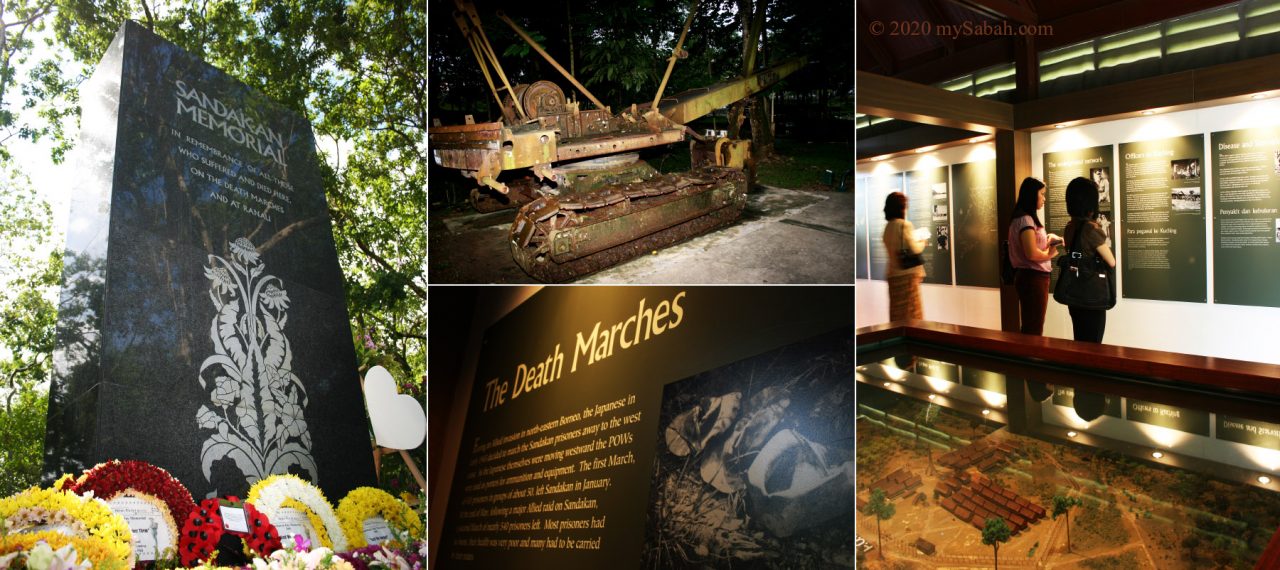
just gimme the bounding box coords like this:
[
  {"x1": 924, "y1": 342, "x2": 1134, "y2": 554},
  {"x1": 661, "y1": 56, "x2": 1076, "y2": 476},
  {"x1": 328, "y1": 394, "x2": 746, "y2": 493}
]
[
  {"x1": 0, "y1": 165, "x2": 60, "y2": 495},
  {"x1": 866, "y1": 487, "x2": 895, "y2": 560},
  {"x1": 982, "y1": 517, "x2": 1012, "y2": 570}
]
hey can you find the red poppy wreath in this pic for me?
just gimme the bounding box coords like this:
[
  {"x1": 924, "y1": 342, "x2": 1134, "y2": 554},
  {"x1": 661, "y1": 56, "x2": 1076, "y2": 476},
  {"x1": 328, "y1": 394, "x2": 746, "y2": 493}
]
[{"x1": 178, "y1": 496, "x2": 281, "y2": 567}]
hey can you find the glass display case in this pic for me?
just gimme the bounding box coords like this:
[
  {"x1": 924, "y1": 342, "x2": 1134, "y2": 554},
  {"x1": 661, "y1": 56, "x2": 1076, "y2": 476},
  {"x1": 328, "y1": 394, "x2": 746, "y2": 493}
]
[{"x1": 856, "y1": 322, "x2": 1280, "y2": 569}]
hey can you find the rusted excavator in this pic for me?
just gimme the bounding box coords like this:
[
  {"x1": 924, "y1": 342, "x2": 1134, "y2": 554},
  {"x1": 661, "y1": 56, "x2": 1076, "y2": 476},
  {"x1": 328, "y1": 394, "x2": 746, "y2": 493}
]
[{"x1": 429, "y1": 0, "x2": 804, "y2": 282}]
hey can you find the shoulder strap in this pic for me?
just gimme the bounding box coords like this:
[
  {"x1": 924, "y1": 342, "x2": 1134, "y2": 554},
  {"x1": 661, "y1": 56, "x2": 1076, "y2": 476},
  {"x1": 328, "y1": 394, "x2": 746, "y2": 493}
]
[{"x1": 1066, "y1": 221, "x2": 1085, "y2": 254}]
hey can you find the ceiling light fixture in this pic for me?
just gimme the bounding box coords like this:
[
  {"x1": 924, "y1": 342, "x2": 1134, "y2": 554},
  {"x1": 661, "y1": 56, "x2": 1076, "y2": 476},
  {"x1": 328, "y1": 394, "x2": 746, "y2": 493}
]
[
  {"x1": 1260, "y1": 476, "x2": 1272, "y2": 485},
  {"x1": 1252, "y1": 92, "x2": 1270, "y2": 100},
  {"x1": 981, "y1": 409, "x2": 991, "y2": 416},
  {"x1": 1067, "y1": 431, "x2": 1078, "y2": 438},
  {"x1": 883, "y1": 382, "x2": 891, "y2": 388},
  {"x1": 1152, "y1": 451, "x2": 1164, "y2": 459},
  {"x1": 969, "y1": 136, "x2": 985, "y2": 143},
  {"x1": 1054, "y1": 123, "x2": 1068, "y2": 129},
  {"x1": 927, "y1": 394, "x2": 937, "y2": 400},
  {"x1": 1141, "y1": 110, "x2": 1155, "y2": 116}
]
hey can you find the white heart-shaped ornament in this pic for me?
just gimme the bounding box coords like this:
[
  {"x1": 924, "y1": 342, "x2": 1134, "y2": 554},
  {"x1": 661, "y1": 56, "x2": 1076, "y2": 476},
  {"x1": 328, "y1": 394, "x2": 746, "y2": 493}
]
[{"x1": 363, "y1": 366, "x2": 426, "y2": 450}]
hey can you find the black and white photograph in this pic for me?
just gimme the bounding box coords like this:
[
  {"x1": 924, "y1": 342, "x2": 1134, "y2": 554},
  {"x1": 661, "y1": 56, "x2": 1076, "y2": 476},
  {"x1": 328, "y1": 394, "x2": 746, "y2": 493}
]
[
  {"x1": 932, "y1": 203, "x2": 949, "y2": 221},
  {"x1": 931, "y1": 182, "x2": 948, "y2": 196},
  {"x1": 936, "y1": 225, "x2": 950, "y2": 251},
  {"x1": 1171, "y1": 158, "x2": 1200, "y2": 180},
  {"x1": 642, "y1": 330, "x2": 854, "y2": 569},
  {"x1": 1172, "y1": 187, "x2": 1203, "y2": 212},
  {"x1": 1091, "y1": 167, "x2": 1112, "y2": 202}
]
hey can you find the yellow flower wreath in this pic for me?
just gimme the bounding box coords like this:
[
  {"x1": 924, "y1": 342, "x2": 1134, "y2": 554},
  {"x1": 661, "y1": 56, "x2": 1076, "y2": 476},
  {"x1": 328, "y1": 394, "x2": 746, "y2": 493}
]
[
  {"x1": 336, "y1": 487, "x2": 422, "y2": 549},
  {"x1": 0, "y1": 486, "x2": 133, "y2": 567}
]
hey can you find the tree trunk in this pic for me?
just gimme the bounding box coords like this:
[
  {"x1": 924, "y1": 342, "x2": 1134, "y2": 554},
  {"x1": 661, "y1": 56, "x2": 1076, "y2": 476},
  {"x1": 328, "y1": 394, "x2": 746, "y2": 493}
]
[
  {"x1": 994, "y1": 543, "x2": 1000, "y2": 570},
  {"x1": 876, "y1": 516, "x2": 883, "y2": 559},
  {"x1": 1066, "y1": 511, "x2": 1072, "y2": 552}
]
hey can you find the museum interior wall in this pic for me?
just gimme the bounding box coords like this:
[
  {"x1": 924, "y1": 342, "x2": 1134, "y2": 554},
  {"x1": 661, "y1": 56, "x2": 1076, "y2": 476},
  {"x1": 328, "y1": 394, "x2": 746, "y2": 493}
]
[{"x1": 856, "y1": 96, "x2": 1280, "y2": 366}]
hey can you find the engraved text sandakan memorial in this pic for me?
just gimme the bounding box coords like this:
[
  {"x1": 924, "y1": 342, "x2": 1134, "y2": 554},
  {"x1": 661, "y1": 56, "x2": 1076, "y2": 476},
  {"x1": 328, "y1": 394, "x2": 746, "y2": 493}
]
[{"x1": 42, "y1": 21, "x2": 374, "y2": 500}]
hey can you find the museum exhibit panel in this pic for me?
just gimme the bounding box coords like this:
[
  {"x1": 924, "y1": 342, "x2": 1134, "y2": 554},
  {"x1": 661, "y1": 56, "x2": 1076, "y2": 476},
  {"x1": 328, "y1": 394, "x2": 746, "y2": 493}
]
[
  {"x1": 855, "y1": 1, "x2": 1280, "y2": 566},
  {"x1": 427, "y1": 286, "x2": 854, "y2": 569},
  {"x1": 856, "y1": 322, "x2": 1280, "y2": 568}
]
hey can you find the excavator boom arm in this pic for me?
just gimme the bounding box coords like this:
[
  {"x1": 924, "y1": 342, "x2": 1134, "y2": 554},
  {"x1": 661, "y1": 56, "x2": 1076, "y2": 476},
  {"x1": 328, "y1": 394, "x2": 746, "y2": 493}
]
[{"x1": 656, "y1": 57, "x2": 806, "y2": 125}]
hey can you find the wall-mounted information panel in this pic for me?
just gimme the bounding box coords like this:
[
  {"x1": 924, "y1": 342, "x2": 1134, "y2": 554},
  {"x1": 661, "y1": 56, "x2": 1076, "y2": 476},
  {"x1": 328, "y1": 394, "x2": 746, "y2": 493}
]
[
  {"x1": 1119, "y1": 135, "x2": 1206, "y2": 302},
  {"x1": 437, "y1": 287, "x2": 854, "y2": 569},
  {"x1": 905, "y1": 166, "x2": 952, "y2": 285},
  {"x1": 1211, "y1": 127, "x2": 1280, "y2": 307},
  {"x1": 866, "y1": 172, "x2": 903, "y2": 281},
  {"x1": 1044, "y1": 145, "x2": 1116, "y2": 284},
  {"x1": 951, "y1": 159, "x2": 999, "y2": 288}
]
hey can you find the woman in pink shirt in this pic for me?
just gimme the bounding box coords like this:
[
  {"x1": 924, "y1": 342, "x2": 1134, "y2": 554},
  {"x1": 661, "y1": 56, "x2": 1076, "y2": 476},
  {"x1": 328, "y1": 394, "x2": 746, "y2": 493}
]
[{"x1": 1007, "y1": 178, "x2": 1062, "y2": 335}]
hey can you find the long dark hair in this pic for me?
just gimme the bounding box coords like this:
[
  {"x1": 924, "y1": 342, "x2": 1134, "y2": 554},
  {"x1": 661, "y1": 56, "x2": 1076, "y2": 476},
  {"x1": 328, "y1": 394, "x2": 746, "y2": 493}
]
[
  {"x1": 883, "y1": 191, "x2": 906, "y2": 221},
  {"x1": 1012, "y1": 177, "x2": 1045, "y2": 227},
  {"x1": 1066, "y1": 176, "x2": 1100, "y2": 220}
]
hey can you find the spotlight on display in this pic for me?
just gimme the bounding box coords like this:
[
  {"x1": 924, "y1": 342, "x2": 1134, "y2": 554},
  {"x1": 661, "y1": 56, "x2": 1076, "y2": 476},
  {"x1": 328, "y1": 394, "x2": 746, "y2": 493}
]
[
  {"x1": 1260, "y1": 476, "x2": 1273, "y2": 485},
  {"x1": 1152, "y1": 451, "x2": 1165, "y2": 459}
]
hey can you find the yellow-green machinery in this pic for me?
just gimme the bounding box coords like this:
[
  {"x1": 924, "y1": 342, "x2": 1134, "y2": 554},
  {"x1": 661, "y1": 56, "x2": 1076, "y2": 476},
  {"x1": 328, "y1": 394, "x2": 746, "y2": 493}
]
[{"x1": 429, "y1": 0, "x2": 804, "y2": 281}]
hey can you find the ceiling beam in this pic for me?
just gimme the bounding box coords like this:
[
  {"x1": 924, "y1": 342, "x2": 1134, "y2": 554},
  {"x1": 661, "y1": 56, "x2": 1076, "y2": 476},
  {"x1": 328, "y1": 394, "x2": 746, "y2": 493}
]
[
  {"x1": 876, "y1": 0, "x2": 1235, "y2": 89},
  {"x1": 1016, "y1": 51, "x2": 1280, "y2": 129},
  {"x1": 855, "y1": 123, "x2": 981, "y2": 160},
  {"x1": 946, "y1": 0, "x2": 1038, "y2": 24},
  {"x1": 1036, "y1": 0, "x2": 1235, "y2": 52},
  {"x1": 857, "y1": 11, "x2": 896, "y2": 74},
  {"x1": 857, "y1": 70, "x2": 1015, "y2": 133},
  {"x1": 920, "y1": 0, "x2": 957, "y2": 55},
  {"x1": 892, "y1": 38, "x2": 1013, "y2": 86}
]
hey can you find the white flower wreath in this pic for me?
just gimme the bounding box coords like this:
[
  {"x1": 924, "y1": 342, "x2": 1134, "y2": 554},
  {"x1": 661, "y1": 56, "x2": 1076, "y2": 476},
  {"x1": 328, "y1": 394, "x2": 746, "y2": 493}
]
[{"x1": 245, "y1": 475, "x2": 347, "y2": 552}]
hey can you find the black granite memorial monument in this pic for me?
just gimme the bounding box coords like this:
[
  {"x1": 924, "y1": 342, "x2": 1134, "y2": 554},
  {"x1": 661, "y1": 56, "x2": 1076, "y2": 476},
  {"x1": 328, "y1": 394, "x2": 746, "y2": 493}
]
[{"x1": 42, "y1": 21, "x2": 376, "y2": 501}]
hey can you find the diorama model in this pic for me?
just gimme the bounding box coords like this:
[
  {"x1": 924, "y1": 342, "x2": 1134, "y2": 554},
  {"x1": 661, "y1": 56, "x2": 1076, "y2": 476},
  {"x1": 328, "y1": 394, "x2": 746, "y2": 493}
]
[{"x1": 856, "y1": 398, "x2": 1280, "y2": 569}]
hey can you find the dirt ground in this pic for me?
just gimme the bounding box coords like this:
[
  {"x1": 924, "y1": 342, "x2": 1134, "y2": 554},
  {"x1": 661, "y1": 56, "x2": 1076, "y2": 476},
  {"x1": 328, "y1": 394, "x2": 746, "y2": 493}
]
[{"x1": 427, "y1": 184, "x2": 854, "y2": 284}]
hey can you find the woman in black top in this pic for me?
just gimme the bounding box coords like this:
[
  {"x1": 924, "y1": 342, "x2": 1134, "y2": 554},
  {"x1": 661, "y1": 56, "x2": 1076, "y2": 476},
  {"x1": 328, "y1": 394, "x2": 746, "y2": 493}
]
[{"x1": 1062, "y1": 177, "x2": 1117, "y2": 342}]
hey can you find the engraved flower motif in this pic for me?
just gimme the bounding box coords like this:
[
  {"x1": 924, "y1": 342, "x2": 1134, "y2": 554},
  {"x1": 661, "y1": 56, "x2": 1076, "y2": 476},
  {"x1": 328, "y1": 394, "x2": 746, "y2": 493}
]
[
  {"x1": 230, "y1": 237, "x2": 260, "y2": 264},
  {"x1": 261, "y1": 283, "x2": 290, "y2": 312},
  {"x1": 205, "y1": 265, "x2": 236, "y2": 295},
  {"x1": 212, "y1": 375, "x2": 239, "y2": 407}
]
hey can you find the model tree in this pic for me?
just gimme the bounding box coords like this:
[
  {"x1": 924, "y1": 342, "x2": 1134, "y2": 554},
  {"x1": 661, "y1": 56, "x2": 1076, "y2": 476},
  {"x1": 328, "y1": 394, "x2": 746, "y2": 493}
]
[
  {"x1": 1052, "y1": 495, "x2": 1084, "y2": 552},
  {"x1": 866, "y1": 488, "x2": 896, "y2": 560},
  {"x1": 982, "y1": 517, "x2": 1012, "y2": 570}
]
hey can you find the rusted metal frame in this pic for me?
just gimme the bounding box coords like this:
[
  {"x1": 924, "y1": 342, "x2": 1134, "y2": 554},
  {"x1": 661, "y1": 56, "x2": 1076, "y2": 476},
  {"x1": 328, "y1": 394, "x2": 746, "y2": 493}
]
[
  {"x1": 452, "y1": 9, "x2": 505, "y2": 112},
  {"x1": 651, "y1": 0, "x2": 701, "y2": 112},
  {"x1": 455, "y1": 0, "x2": 527, "y2": 122},
  {"x1": 658, "y1": 57, "x2": 805, "y2": 124},
  {"x1": 495, "y1": 11, "x2": 608, "y2": 112},
  {"x1": 555, "y1": 128, "x2": 685, "y2": 162}
]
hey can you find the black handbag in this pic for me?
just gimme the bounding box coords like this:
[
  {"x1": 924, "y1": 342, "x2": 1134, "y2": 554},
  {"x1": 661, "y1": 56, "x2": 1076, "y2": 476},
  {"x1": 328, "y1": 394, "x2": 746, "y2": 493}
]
[
  {"x1": 898, "y1": 223, "x2": 923, "y2": 269},
  {"x1": 999, "y1": 237, "x2": 1016, "y2": 285},
  {"x1": 1053, "y1": 222, "x2": 1116, "y2": 310}
]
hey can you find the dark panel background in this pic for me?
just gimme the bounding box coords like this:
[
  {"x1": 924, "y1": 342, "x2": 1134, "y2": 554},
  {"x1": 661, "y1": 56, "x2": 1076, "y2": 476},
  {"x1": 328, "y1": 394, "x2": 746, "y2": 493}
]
[{"x1": 435, "y1": 286, "x2": 854, "y2": 569}]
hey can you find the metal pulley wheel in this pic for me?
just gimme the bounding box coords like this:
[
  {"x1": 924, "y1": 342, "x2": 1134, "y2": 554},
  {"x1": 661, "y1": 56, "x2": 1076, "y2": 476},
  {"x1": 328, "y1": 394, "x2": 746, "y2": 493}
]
[{"x1": 520, "y1": 80, "x2": 566, "y2": 118}]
